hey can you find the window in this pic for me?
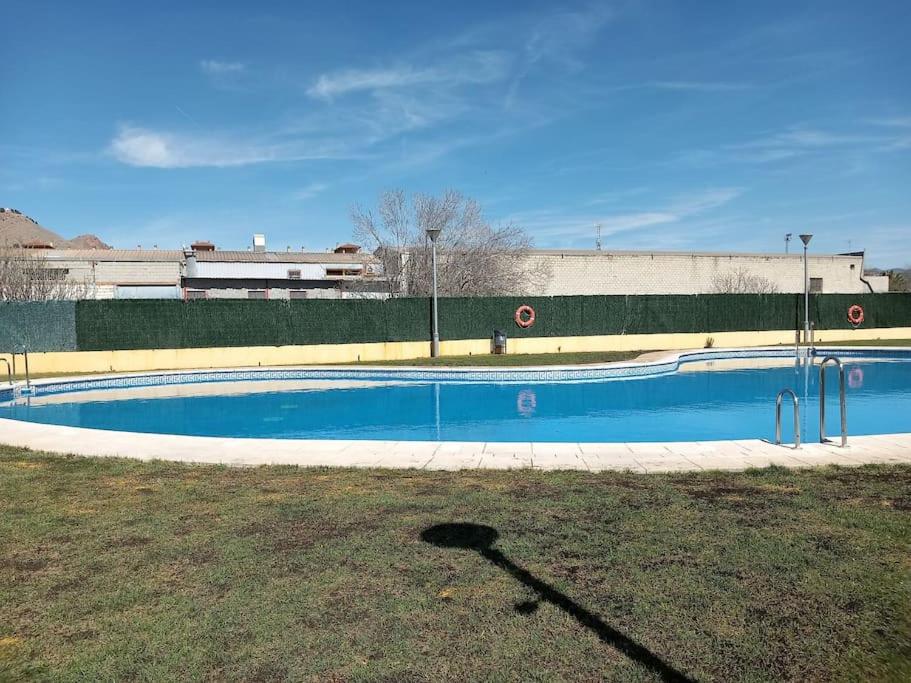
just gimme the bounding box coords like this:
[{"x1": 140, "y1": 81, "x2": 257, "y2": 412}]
[
  {"x1": 290, "y1": 290, "x2": 308, "y2": 300},
  {"x1": 326, "y1": 268, "x2": 344, "y2": 276},
  {"x1": 37, "y1": 268, "x2": 69, "y2": 281},
  {"x1": 247, "y1": 290, "x2": 267, "y2": 300},
  {"x1": 287, "y1": 269, "x2": 301, "y2": 280},
  {"x1": 185, "y1": 290, "x2": 206, "y2": 300},
  {"x1": 810, "y1": 277, "x2": 823, "y2": 293}
]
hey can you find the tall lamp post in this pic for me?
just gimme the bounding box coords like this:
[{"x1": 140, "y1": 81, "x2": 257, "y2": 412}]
[
  {"x1": 426, "y1": 226, "x2": 442, "y2": 357},
  {"x1": 799, "y1": 234, "x2": 813, "y2": 344}
]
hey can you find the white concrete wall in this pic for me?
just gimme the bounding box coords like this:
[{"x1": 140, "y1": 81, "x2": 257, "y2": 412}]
[
  {"x1": 43, "y1": 259, "x2": 182, "y2": 288},
  {"x1": 866, "y1": 275, "x2": 890, "y2": 293},
  {"x1": 95, "y1": 261, "x2": 182, "y2": 285},
  {"x1": 35, "y1": 259, "x2": 181, "y2": 298},
  {"x1": 31, "y1": 250, "x2": 889, "y2": 299},
  {"x1": 194, "y1": 262, "x2": 328, "y2": 279},
  {"x1": 195, "y1": 287, "x2": 344, "y2": 300},
  {"x1": 115, "y1": 285, "x2": 181, "y2": 299},
  {"x1": 526, "y1": 252, "x2": 875, "y2": 295}
]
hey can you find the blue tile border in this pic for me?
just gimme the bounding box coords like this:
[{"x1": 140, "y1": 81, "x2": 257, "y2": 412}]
[{"x1": 3, "y1": 346, "x2": 910, "y2": 403}]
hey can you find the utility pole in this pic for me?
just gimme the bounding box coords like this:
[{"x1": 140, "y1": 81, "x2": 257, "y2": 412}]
[{"x1": 595, "y1": 224, "x2": 602, "y2": 251}]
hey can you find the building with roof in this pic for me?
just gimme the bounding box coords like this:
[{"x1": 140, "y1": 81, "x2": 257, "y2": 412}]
[
  {"x1": 522, "y1": 249, "x2": 888, "y2": 295},
  {"x1": 182, "y1": 246, "x2": 384, "y2": 299},
  {"x1": 1, "y1": 236, "x2": 387, "y2": 300},
  {"x1": 3, "y1": 236, "x2": 888, "y2": 300},
  {"x1": 39, "y1": 249, "x2": 185, "y2": 299}
]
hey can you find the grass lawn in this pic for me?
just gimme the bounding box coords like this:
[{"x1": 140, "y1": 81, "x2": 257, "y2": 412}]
[
  {"x1": 1, "y1": 448, "x2": 909, "y2": 681},
  {"x1": 7, "y1": 339, "x2": 909, "y2": 381},
  {"x1": 819, "y1": 338, "x2": 911, "y2": 347},
  {"x1": 2, "y1": 351, "x2": 647, "y2": 381},
  {"x1": 353, "y1": 350, "x2": 647, "y2": 366}
]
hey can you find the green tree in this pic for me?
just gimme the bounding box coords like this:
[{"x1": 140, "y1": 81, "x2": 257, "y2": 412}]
[{"x1": 887, "y1": 270, "x2": 908, "y2": 292}]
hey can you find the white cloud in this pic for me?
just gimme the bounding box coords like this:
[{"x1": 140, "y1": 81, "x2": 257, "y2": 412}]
[
  {"x1": 673, "y1": 122, "x2": 910, "y2": 167},
  {"x1": 738, "y1": 128, "x2": 882, "y2": 148},
  {"x1": 292, "y1": 182, "x2": 328, "y2": 200},
  {"x1": 308, "y1": 66, "x2": 428, "y2": 99},
  {"x1": 585, "y1": 187, "x2": 650, "y2": 206},
  {"x1": 109, "y1": 8, "x2": 614, "y2": 170},
  {"x1": 306, "y1": 51, "x2": 511, "y2": 99},
  {"x1": 886, "y1": 136, "x2": 911, "y2": 150},
  {"x1": 200, "y1": 60, "x2": 247, "y2": 75},
  {"x1": 738, "y1": 148, "x2": 803, "y2": 163},
  {"x1": 867, "y1": 117, "x2": 911, "y2": 150},
  {"x1": 506, "y1": 188, "x2": 744, "y2": 243},
  {"x1": 670, "y1": 187, "x2": 743, "y2": 214},
  {"x1": 868, "y1": 116, "x2": 911, "y2": 128},
  {"x1": 649, "y1": 81, "x2": 752, "y2": 92},
  {"x1": 521, "y1": 5, "x2": 613, "y2": 67},
  {"x1": 108, "y1": 126, "x2": 352, "y2": 168},
  {"x1": 599, "y1": 211, "x2": 677, "y2": 232}
]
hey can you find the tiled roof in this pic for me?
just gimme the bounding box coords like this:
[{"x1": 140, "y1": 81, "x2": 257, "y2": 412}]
[
  {"x1": 528, "y1": 249, "x2": 860, "y2": 259},
  {"x1": 194, "y1": 251, "x2": 376, "y2": 264},
  {"x1": 0, "y1": 249, "x2": 378, "y2": 264},
  {"x1": 25, "y1": 250, "x2": 184, "y2": 262}
]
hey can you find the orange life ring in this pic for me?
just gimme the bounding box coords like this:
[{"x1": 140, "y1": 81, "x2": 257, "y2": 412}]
[
  {"x1": 514, "y1": 304, "x2": 536, "y2": 328},
  {"x1": 847, "y1": 304, "x2": 864, "y2": 326},
  {"x1": 516, "y1": 389, "x2": 537, "y2": 416},
  {"x1": 847, "y1": 366, "x2": 864, "y2": 389}
]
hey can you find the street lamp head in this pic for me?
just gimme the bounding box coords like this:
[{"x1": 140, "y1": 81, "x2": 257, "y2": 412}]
[
  {"x1": 426, "y1": 227, "x2": 442, "y2": 243},
  {"x1": 799, "y1": 234, "x2": 813, "y2": 246}
]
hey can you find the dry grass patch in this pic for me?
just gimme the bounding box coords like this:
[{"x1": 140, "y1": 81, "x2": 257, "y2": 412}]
[{"x1": 1, "y1": 446, "x2": 909, "y2": 682}]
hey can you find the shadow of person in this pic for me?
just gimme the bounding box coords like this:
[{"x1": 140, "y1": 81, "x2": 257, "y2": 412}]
[{"x1": 421, "y1": 523, "x2": 694, "y2": 683}]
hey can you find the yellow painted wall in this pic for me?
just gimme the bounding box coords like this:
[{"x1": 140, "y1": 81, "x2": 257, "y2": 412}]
[{"x1": 3, "y1": 327, "x2": 910, "y2": 377}]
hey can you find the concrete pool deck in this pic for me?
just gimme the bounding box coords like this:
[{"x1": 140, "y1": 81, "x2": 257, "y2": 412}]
[{"x1": 1, "y1": 417, "x2": 909, "y2": 472}]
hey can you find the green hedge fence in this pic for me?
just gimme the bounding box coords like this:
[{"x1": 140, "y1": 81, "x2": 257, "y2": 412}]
[{"x1": 1, "y1": 294, "x2": 909, "y2": 353}]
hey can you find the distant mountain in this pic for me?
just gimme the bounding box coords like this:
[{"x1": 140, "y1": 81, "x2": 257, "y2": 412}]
[
  {"x1": 0, "y1": 208, "x2": 111, "y2": 250},
  {"x1": 68, "y1": 234, "x2": 112, "y2": 250},
  {"x1": 866, "y1": 267, "x2": 911, "y2": 277}
]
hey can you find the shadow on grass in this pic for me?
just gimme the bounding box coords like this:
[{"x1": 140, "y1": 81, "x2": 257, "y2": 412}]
[{"x1": 422, "y1": 523, "x2": 694, "y2": 683}]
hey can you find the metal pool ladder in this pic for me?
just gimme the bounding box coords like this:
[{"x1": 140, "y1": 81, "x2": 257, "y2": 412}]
[
  {"x1": 775, "y1": 388, "x2": 800, "y2": 448},
  {"x1": 819, "y1": 356, "x2": 848, "y2": 447},
  {"x1": 0, "y1": 357, "x2": 11, "y2": 385}
]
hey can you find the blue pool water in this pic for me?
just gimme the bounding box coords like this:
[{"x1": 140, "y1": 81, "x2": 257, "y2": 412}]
[{"x1": 2, "y1": 356, "x2": 910, "y2": 442}]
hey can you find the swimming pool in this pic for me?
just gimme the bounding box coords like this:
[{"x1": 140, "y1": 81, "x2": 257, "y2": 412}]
[{"x1": 2, "y1": 348, "x2": 910, "y2": 443}]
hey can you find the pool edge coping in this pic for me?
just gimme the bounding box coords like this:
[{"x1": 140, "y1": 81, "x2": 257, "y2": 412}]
[
  {"x1": 1, "y1": 344, "x2": 909, "y2": 473},
  {"x1": 1, "y1": 416, "x2": 909, "y2": 472},
  {"x1": 5, "y1": 344, "x2": 911, "y2": 397}
]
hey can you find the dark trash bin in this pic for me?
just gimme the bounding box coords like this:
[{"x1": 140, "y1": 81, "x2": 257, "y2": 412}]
[{"x1": 492, "y1": 329, "x2": 507, "y2": 354}]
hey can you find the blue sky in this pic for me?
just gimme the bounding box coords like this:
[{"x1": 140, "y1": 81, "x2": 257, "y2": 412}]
[{"x1": 2, "y1": 0, "x2": 909, "y2": 265}]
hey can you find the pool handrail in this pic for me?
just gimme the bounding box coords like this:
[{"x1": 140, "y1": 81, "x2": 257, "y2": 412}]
[
  {"x1": 819, "y1": 356, "x2": 847, "y2": 447},
  {"x1": 775, "y1": 388, "x2": 800, "y2": 448}
]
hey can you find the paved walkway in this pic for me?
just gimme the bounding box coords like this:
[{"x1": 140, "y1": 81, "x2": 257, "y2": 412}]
[{"x1": 1, "y1": 418, "x2": 909, "y2": 472}]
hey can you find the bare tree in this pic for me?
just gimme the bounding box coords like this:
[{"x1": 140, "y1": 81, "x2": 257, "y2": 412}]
[
  {"x1": 0, "y1": 248, "x2": 91, "y2": 301},
  {"x1": 352, "y1": 189, "x2": 548, "y2": 296},
  {"x1": 711, "y1": 268, "x2": 780, "y2": 294}
]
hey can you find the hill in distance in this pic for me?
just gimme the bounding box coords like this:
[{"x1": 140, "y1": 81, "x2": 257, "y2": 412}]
[{"x1": 0, "y1": 208, "x2": 111, "y2": 250}]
